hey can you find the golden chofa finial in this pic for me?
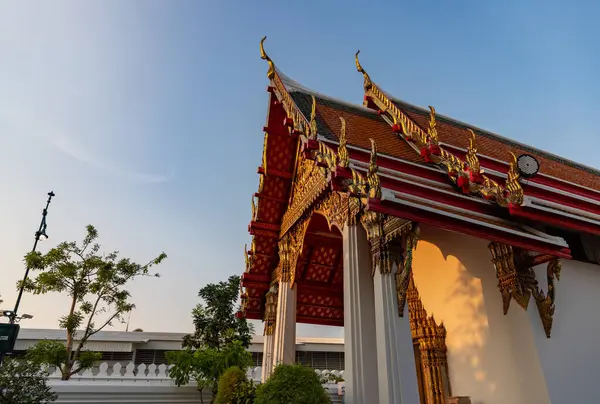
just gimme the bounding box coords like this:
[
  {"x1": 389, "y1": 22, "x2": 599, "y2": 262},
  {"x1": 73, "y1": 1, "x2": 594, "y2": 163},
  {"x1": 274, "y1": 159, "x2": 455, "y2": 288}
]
[
  {"x1": 506, "y1": 152, "x2": 524, "y2": 205},
  {"x1": 427, "y1": 106, "x2": 439, "y2": 145},
  {"x1": 260, "y1": 36, "x2": 275, "y2": 80},
  {"x1": 466, "y1": 129, "x2": 481, "y2": 173},
  {"x1": 367, "y1": 138, "x2": 381, "y2": 199},
  {"x1": 337, "y1": 117, "x2": 349, "y2": 168},
  {"x1": 355, "y1": 50, "x2": 373, "y2": 90}
]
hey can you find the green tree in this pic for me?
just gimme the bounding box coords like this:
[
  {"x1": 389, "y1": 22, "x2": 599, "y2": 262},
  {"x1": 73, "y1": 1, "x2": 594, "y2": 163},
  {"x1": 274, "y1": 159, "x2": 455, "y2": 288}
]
[
  {"x1": 22, "y1": 224, "x2": 166, "y2": 380},
  {"x1": 167, "y1": 276, "x2": 253, "y2": 403},
  {"x1": 0, "y1": 358, "x2": 57, "y2": 404},
  {"x1": 183, "y1": 275, "x2": 252, "y2": 350}
]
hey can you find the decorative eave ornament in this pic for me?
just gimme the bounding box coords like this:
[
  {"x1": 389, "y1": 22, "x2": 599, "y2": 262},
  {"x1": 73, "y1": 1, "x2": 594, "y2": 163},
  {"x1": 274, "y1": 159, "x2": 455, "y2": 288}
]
[
  {"x1": 259, "y1": 37, "x2": 308, "y2": 136},
  {"x1": 488, "y1": 242, "x2": 561, "y2": 338},
  {"x1": 354, "y1": 51, "x2": 526, "y2": 209},
  {"x1": 355, "y1": 50, "x2": 372, "y2": 91},
  {"x1": 309, "y1": 96, "x2": 318, "y2": 140},
  {"x1": 337, "y1": 117, "x2": 350, "y2": 168},
  {"x1": 260, "y1": 36, "x2": 275, "y2": 80}
]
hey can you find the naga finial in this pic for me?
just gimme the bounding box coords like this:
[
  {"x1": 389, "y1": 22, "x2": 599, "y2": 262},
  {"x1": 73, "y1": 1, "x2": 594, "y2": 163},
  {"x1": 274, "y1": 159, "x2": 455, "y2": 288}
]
[
  {"x1": 506, "y1": 152, "x2": 524, "y2": 205},
  {"x1": 367, "y1": 138, "x2": 381, "y2": 199},
  {"x1": 260, "y1": 36, "x2": 275, "y2": 80},
  {"x1": 251, "y1": 195, "x2": 257, "y2": 221},
  {"x1": 337, "y1": 117, "x2": 349, "y2": 168},
  {"x1": 355, "y1": 50, "x2": 373, "y2": 90},
  {"x1": 466, "y1": 129, "x2": 481, "y2": 173},
  {"x1": 309, "y1": 95, "x2": 318, "y2": 139},
  {"x1": 427, "y1": 106, "x2": 439, "y2": 145}
]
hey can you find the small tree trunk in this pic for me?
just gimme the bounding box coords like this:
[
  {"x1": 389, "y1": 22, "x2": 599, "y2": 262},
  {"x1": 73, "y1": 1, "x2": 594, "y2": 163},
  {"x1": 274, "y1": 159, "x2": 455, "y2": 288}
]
[{"x1": 62, "y1": 295, "x2": 78, "y2": 380}]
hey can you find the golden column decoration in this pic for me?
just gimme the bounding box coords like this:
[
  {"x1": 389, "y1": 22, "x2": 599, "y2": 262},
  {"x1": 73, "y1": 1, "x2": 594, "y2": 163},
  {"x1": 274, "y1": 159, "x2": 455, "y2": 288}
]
[
  {"x1": 263, "y1": 287, "x2": 278, "y2": 336},
  {"x1": 408, "y1": 275, "x2": 451, "y2": 404}
]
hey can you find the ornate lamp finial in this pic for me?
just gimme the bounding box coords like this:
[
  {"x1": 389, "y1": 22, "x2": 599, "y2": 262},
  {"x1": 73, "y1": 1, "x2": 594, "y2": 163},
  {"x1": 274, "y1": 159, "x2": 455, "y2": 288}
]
[
  {"x1": 260, "y1": 36, "x2": 275, "y2": 79},
  {"x1": 355, "y1": 50, "x2": 373, "y2": 90}
]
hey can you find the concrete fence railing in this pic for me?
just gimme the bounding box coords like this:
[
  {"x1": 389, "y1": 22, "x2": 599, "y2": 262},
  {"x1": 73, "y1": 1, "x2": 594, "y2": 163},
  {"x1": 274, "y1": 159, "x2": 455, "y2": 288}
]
[{"x1": 47, "y1": 362, "x2": 345, "y2": 403}]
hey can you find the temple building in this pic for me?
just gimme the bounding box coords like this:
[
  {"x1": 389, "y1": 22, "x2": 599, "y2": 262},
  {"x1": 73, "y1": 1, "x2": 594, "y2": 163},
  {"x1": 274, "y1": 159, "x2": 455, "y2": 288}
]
[{"x1": 239, "y1": 37, "x2": 600, "y2": 404}]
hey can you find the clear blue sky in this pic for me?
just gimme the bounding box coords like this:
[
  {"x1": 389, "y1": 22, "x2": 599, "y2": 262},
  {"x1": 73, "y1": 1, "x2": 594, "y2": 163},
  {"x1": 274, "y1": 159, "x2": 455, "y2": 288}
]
[{"x1": 1, "y1": 1, "x2": 598, "y2": 335}]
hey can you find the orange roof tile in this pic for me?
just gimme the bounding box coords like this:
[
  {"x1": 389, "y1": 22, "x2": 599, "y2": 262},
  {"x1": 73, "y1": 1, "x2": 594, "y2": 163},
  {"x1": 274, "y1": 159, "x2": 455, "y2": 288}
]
[
  {"x1": 392, "y1": 99, "x2": 600, "y2": 191},
  {"x1": 286, "y1": 87, "x2": 423, "y2": 165}
]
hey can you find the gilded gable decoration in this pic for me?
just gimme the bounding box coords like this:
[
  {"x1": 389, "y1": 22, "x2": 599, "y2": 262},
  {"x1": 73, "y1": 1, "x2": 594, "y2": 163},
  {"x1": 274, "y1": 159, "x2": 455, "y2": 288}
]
[
  {"x1": 465, "y1": 129, "x2": 481, "y2": 175},
  {"x1": 488, "y1": 242, "x2": 561, "y2": 338},
  {"x1": 309, "y1": 95, "x2": 318, "y2": 140},
  {"x1": 337, "y1": 117, "x2": 350, "y2": 168},
  {"x1": 427, "y1": 106, "x2": 440, "y2": 147},
  {"x1": 354, "y1": 53, "x2": 526, "y2": 208},
  {"x1": 506, "y1": 152, "x2": 524, "y2": 206},
  {"x1": 367, "y1": 138, "x2": 382, "y2": 200}
]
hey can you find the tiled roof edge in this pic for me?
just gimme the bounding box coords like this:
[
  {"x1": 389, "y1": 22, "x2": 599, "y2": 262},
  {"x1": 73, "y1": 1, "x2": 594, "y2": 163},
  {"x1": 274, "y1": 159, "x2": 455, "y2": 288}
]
[{"x1": 390, "y1": 96, "x2": 600, "y2": 177}]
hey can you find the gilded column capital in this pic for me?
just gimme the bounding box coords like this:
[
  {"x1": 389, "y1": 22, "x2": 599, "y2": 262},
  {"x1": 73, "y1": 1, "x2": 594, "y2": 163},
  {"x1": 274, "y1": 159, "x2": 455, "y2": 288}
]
[
  {"x1": 263, "y1": 286, "x2": 278, "y2": 336},
  {"x1": 396, "y1": 226, "x2": 420, "y2": 317},
  {"x1": 361, "y1": 213, "x2": 413, "y2": 276}
]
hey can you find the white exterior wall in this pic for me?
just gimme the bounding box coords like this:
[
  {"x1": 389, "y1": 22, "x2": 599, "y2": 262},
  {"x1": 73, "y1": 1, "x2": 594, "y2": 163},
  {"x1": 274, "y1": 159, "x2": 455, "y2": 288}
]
[
  {"x1": 529, "y1": 259, "x2": 600, "y2": 403},
  {"x1": 411, "y1": 224, "x2": 550, "y2": 404}
]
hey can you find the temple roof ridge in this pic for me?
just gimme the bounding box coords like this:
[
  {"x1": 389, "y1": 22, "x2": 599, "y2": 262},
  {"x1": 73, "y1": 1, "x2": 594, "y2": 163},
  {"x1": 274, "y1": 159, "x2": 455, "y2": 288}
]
[
  {"x1": 277, "y1": 68, "x2": 376, "y2": 115},
  {"x1": 388, "y1": 95, "x2": 600, "y2": 176}
]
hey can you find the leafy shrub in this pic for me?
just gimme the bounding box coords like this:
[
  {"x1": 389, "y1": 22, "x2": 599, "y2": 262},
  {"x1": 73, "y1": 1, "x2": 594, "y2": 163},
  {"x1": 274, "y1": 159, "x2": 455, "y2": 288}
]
[
  {"x1": 215, "y1": 366, "x2": 248, "y2": 404},
  {"x1": 0, "y1": 358, "x2": 57, "y2": 404},
  {"x1": 232, "y1": 379, "x2": 257, "y2": 404},
  {"x1": 167, "y1": 340, "x2": 252, "y2": 400},
  {"x1": 255, "y1": 364, "x2": 331, "y2": 404}
]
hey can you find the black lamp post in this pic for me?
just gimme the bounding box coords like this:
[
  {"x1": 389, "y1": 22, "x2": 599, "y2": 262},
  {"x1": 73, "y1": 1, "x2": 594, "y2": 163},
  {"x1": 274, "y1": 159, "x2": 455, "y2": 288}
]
[
  {"x1": 0, "y1": 192, "x2": 55, "y2": 366},
  {"x1": 10, "y1": 191, "x2": 55, "y2": 325}
]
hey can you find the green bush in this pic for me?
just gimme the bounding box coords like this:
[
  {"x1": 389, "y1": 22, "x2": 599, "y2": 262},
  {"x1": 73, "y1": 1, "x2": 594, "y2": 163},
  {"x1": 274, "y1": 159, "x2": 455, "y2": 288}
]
[
  {"x1": 215, "y1": 366, "x2": 256, "y2": 404},
  {"x1": 255, "y1": 364, "x2": 331, "y2": 404}
]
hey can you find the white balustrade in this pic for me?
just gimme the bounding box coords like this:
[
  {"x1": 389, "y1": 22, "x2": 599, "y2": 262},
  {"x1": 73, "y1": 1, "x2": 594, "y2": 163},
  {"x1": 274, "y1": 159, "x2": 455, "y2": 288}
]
[
  {"x1": 43, "y1": 362, "x2": 346, "y2": 403},
  {"x1": 45, "y1": 362, "x2": 345, "y2": 384}
]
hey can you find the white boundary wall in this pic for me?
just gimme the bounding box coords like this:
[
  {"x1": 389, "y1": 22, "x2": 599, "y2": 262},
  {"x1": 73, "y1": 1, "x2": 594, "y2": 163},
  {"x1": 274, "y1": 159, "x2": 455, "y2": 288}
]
[{"x1": 48, "y1": 362, "x2": 344, "y2": 403}]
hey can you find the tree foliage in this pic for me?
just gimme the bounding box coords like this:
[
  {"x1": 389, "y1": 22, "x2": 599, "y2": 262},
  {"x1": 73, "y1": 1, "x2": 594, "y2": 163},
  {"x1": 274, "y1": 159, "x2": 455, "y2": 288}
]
[
  {"x1": 21, "y1": 224, "x2": 166, "y2": 380},
  {"x1": 167, "y1": 276, "x2": 253, "y2": 403},
  {"x1": 255, "y1": 364, "x2": 331, "y2": 404},
  {"x1": 182, "y1": 275, "x2": 252, "y2": 350},
  {"x1": 0, "y1": 358, "x2": 57, "y2": 404}
]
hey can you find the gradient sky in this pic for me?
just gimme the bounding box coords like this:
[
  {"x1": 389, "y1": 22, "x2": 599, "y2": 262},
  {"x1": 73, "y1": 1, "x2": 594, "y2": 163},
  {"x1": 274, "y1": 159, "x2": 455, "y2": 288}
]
[{"x1": 1, "y1": 1, "x2": 599, "y2": 337}]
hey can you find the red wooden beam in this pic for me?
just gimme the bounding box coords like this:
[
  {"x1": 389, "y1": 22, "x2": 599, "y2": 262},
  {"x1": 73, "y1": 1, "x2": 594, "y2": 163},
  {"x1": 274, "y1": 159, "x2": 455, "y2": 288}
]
[{"x1": 367, "y1": 198, "x2": 572, "y2": 259}]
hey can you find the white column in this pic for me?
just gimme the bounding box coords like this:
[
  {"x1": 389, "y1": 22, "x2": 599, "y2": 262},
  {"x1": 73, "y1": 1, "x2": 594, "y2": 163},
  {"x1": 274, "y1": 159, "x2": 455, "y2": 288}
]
[
  {"x1": 343, "y1": 224, "x2": 379, "y2": 404},
  {"x1": 373, "y1": 261, "x2": 420, "y2": 404},
  {"x1": 272, "y1": 281, "x2": 296, "y2": 366},
  {"x1": 261, "y1": 333, "x2": 274, "y2": 382}
]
